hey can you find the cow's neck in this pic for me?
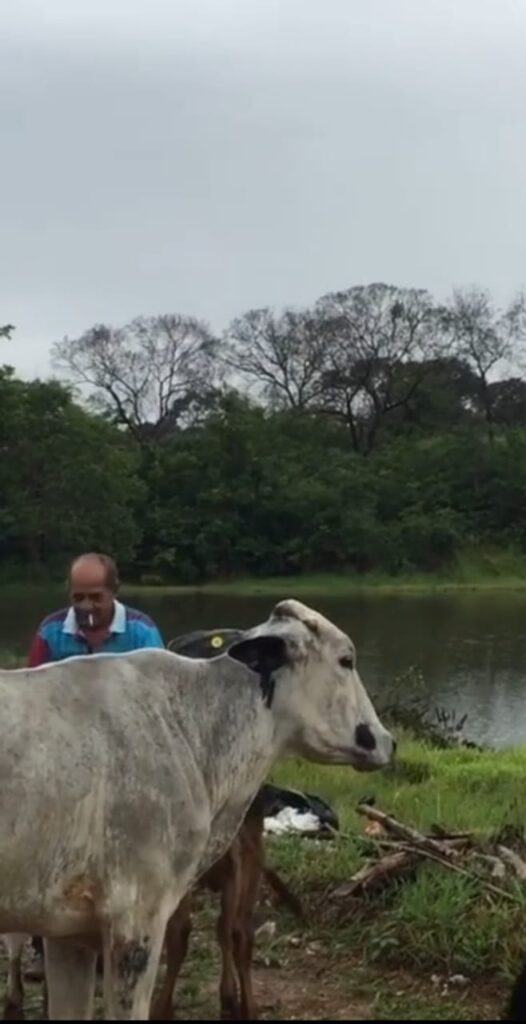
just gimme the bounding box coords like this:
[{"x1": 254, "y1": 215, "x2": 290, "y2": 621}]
[{"x1": 170, "y1": 658, "x2": 288, "y2": 818}]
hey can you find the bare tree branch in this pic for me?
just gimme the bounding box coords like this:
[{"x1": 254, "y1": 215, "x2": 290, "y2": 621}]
[
  {"x1": 51, "y1": 314, "x2": 221, "y2": 440},
  {"x1": 223, "y1": 307, "x2": 330, "y2": 411}
]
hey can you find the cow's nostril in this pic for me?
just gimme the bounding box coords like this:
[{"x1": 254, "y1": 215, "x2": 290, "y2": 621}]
[{"x1": 355, "y1": 723, "x2": 376, "y2": 752}]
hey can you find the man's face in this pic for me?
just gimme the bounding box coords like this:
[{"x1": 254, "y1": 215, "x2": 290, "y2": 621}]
[{"x1": 68, "y1": 561, "x2": 115, "y2": 631}]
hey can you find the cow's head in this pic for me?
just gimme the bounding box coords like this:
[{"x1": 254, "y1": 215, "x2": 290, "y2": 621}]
[{"x1": 227, "y1": 598, "x2": 395, "y2": 772}]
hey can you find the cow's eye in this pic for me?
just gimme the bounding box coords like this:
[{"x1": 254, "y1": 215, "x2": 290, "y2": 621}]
[{"x1": 339, "y1": 655, "x2": 354, "y2": 670}]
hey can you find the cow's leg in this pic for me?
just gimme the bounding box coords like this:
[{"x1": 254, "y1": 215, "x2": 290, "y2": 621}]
[
  {"x1": 103, "y1": 911, "x2": 169, "y2": 1021},
  {"x1": 149, "y1": 896, "x2": 193, "y2": 1021},
  {"x1": 3, "y1": 934, "x2": 26, "y2": 1020},
  {"x1": 43, "y1": 939, "x2": 97, "y2": 1020}
]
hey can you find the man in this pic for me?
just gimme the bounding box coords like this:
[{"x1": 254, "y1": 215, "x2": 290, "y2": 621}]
[
  {"x1": 25, "y1": 551, "x2": 165, "y2": 981},
  {"x1": 28, "y1": 551, "x2": 164, "y2": 666}
]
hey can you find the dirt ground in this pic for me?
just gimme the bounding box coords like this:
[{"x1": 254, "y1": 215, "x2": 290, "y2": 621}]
[
  {"x1": 0, "y1": 890, "x2": 507, "y2": 1023},
  {"x1": 0, "y1": 946, "x2": 504, "y2": 1022}
]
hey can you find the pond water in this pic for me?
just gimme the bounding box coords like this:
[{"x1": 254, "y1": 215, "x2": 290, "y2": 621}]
[{"x1": 2, "y1": 588, "x2": 526, "y2": 750}]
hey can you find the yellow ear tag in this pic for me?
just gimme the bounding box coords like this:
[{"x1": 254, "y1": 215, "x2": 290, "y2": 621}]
[{"x1": 211, "y1": 635, "x2": 224, "y2": 649}]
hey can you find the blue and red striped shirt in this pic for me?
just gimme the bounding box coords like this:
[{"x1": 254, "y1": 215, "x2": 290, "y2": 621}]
[{"x1": 27, "y1": 600, "x2": 164, "y2": 667}]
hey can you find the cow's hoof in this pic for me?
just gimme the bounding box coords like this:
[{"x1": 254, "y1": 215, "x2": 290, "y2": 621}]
[
  {"x1": 220, "y1": 997, "x2": 241, "y2": 1020},
  {"x1": 148, "y1": 1004, "x2": 173, "y2": 1021},
  {"x1": 3, "y1": 1000, "x2": 24, "y2": 1021}
]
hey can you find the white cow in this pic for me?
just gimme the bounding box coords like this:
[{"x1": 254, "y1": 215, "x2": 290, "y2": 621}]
[{"x1": 0, "y1": 598, "x2": 394, "y2": 1019}]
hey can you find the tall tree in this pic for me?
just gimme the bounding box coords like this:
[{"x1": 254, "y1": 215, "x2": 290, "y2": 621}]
[
  {"x1": 487, "y1": 377, "x2": 526, "y2": 426},
  {"x1": 52, "y1": 314, "x2": 220, "y2": 441},
  {"x1": 376, "y1": 356, "x2": 481, "y2": 436},
  {"x1": 443, "y1": 287, "x2": 526, "y2": 443},
  {"x1": 314, "y1": 283, "x2": 447, "y2": 452}
]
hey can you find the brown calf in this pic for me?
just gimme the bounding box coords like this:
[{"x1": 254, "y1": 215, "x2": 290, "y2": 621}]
[
  {"x1": 151, "y1": 807, "x2": 261, "y2": 1019},
  {"x1": 151, "y1": 788, "x2": 303, "y2": 1021}
]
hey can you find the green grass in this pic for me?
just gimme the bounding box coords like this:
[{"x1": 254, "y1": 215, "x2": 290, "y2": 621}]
[
  {"x1": 264, "y1": 733, "x2": 526, "y2": 989},
  {"x1": 124, "y1": 559, "x2": 526, "y2": 598},
  {"x1": 126, "y1": 546, "x2": 526, "y2": 596}
]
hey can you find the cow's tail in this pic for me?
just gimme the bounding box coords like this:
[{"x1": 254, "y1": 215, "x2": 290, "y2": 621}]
[{"x1": 263, "y1": 866, "x2": 305, "y2": 922}]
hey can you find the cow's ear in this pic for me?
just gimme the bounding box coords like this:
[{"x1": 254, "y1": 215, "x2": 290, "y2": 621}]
[
  {"x1": 228, "y1": 635, "x2": 287, "y2": 674},
  {"x1": 228, "y1": 635, "x2": 287, "y2": 707}
]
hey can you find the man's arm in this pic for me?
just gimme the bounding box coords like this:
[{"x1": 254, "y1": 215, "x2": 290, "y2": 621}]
[{"x1": 27, "y1": 631, "x2": 53, "y2": 667}]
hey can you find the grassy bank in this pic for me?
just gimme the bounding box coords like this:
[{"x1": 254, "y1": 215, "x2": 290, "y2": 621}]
[
  {"x1": 3, "y1": 548, "x2": 523, "y2": 598},
  {"x1": 3, "y1": 547, "x2": 526, "y2": 598},
  {"x1": 263, "y1": 733, "x2": 526, "y2": 997},
  {"x1": 125, "y1": 547, "x2": 526, "y2": 596}
]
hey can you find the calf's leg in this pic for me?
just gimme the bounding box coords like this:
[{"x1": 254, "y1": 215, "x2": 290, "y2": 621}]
[
  {"x1": 44, "y1": 939, "x2": 97, "y2": 1020},
  {"x1": 3, "y1": 934, "x2": 26, "y2": 1020},
  {"x1": 149, "y1": 896, "x2": 193, "y2": 1021},
  {"x1": 233, "y1": 845, "x2": 263, "y2": 1021},
  {"x1": 217, "y1": 856, "x2": 243, "y2": 1021}
]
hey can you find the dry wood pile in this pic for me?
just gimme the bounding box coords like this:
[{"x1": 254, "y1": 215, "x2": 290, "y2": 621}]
[{"x1": 328, "y1": 801, "x2": 526, "y2": 907}]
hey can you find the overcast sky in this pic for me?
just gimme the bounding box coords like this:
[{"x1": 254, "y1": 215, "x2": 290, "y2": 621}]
[{"x1": 2, "y1": 0, "x2": 526, "y2": 379}]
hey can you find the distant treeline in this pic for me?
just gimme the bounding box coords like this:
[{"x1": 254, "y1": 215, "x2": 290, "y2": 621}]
[{"x1": 2, "y1": 281, "x2": 526, "y2": 582}]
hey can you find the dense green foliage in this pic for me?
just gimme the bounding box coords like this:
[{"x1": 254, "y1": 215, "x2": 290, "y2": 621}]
[
  {"x1": 0, "y1": 366, "x2": 142, "y2": 578},
  {"x1": 2, "y1": 282, "x2": 526, "y2": 583}
]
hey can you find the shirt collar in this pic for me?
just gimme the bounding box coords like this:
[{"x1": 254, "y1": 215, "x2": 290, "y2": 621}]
[{"x1": 62, "y1": 599, "x2": 126, "y2": 635}]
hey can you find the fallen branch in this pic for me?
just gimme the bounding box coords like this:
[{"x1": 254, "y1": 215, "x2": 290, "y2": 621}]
[
  {"x1": 264, "y1": 866, "x2": 305, "y2": 921},
  {"x1": 357, "y1": 838, "x2": 517, "y2": 903},
  {"x1": 472, "y1": 852, "x2": 507, "y2": 879},
  {"x1": 328, "y1": 803, "x2": 524, "y2": 908},
  {"x1": 429, "y1": 825, "x2": 474, "y2": 841},
  {"x1": 372, "y1": 835, "x2": 470, "y2": 856},
  {"x1": 356, "y1": 804, "x2": 460, "y2": 859},
  {"x1": 331, "y1": 850, "x2": 420, "y2": 900},
  {"x1": 391, "y1": 842, "x2": 519, "y2": 902}
]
